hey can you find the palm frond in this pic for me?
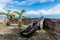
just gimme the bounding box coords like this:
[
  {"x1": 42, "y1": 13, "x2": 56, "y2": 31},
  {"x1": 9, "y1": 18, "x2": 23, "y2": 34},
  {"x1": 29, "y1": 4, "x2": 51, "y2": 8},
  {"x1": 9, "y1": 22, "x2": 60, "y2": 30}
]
[
  {"x1": 20, "y1": 10, "x2": 26, "y2": 15},
  {"x1": 7, "y1": 10, "x2": 11, "y2": 14},
  {"x1": 0, "y1": 12, "x2": 6, "y2": 15},
  {"x1": 13, "y1": 11, "x2": 20, "y2": 14},
  {"x1": 19, "y1": 10, "x2": 26, "y2": 18}
]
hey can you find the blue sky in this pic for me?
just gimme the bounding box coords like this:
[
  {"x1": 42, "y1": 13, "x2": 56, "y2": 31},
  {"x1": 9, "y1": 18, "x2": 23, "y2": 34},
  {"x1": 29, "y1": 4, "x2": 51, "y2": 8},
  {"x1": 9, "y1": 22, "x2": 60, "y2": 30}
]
[{"x1": 0, "y1": 0, "x2": 60, "y2": 18}]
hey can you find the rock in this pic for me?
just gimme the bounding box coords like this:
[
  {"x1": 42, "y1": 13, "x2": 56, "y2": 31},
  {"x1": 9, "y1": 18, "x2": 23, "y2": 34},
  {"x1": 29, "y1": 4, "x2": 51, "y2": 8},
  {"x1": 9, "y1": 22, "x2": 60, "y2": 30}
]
[
  {"x1": 43, "y1": 18, "x2": 60, "y2": 34},
  {"x1": 43, "y1": 18, "x2": 60, "y2": 40}
]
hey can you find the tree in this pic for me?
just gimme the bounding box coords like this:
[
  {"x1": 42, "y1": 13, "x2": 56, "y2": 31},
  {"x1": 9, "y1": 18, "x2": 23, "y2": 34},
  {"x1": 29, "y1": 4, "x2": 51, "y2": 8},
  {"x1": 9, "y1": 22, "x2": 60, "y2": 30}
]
[
  {"x1": 9, "y1": 13, "x2": 15, "y2": 19},
  {"x1": 13, "y1": 10, "x2": 26, "y2": 27},
  {"x1": 9, "y1": 13, "x2": 15, "y2": 23},
  {"x1": 0, "y1": 10, "x2": 12, "y2": 26},
  {"x1": 22, "y1": 16, "x2": 28, "y2": 25}
]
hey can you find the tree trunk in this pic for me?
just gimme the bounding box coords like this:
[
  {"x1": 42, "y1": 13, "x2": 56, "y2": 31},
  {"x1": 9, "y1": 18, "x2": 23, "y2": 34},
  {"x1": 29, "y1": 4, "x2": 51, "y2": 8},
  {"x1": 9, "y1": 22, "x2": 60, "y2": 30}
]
[
  {"x1": 6, "y1": 19, "x2": 10, "y2": 26},
  {"x1": 6, "y1": 22, "x2": 10, "y2": 26},
  {"x1": 18, "y1": 19, "x2": 22, "y2": 27}
]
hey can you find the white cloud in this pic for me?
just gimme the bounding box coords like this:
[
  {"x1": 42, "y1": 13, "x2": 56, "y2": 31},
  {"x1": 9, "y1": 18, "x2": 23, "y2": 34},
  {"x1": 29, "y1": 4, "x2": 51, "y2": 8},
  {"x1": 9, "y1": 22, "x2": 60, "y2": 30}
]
[
  {"x1": 0, "y1": 4, "x2": 5, "y2": 11},
  {"x1": 39, "y1": 0, "x2": 47, "y2": 3},
  {"x1": 14, "y1": 1, "x2": 26, "y2": 5},
  {"x1": 0, "y1": 0, "x2": 55, "y2": 12},
  {"x1": 0, "y1": 0, "x2": 11, "y2": 3},
  {"x1": 13, "y1": 0, "x2": 55, "y2": 5},
  {"x1": 0, "y1": 0, "x2": 12, "y2": 12},
  {"x1": 27, "y1": 0, "x2": 55, "y2": 4},
  {"x1": 46, "y1": 4, "x2": 60, "y2": 15},
  {"x1": 26, "y1": 10, "x2": 38, "y2": 15},
  {"x1": 25, "y1": 4, "x2": 60, "y2": 15},
  {"x1": 39, "y1": 0, "x2": 55, "y2": 3}
]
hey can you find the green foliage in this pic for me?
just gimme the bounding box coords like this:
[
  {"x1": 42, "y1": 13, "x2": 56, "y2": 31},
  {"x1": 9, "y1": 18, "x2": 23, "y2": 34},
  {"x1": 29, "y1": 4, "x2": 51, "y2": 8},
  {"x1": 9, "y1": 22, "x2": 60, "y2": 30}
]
[
  {"x1": 13, "y1": 9, "x2": 26, "y2": 19},
  {"x1": 19, "y1": 10, "x2": 26, "y2": 19},
  {"x1": 0, "y1": 12, "x2": 5, "y2": 15},
  {"x1": 0, "y1": 10, "x2": 12, "y2": 18},
  {"x1": 7, "y1": 10, "x2": 11, "y2": 14},
  {"x1": 0, "y1": 9, "x2": 26, "y2": 19}
]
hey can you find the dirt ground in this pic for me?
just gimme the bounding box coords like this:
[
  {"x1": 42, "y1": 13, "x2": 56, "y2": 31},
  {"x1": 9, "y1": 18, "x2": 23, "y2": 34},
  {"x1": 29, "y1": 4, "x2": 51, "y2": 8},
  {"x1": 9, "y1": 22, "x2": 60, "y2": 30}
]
[{"x1": 0, "y1": 26, "x2": 59, "y2": 40}]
